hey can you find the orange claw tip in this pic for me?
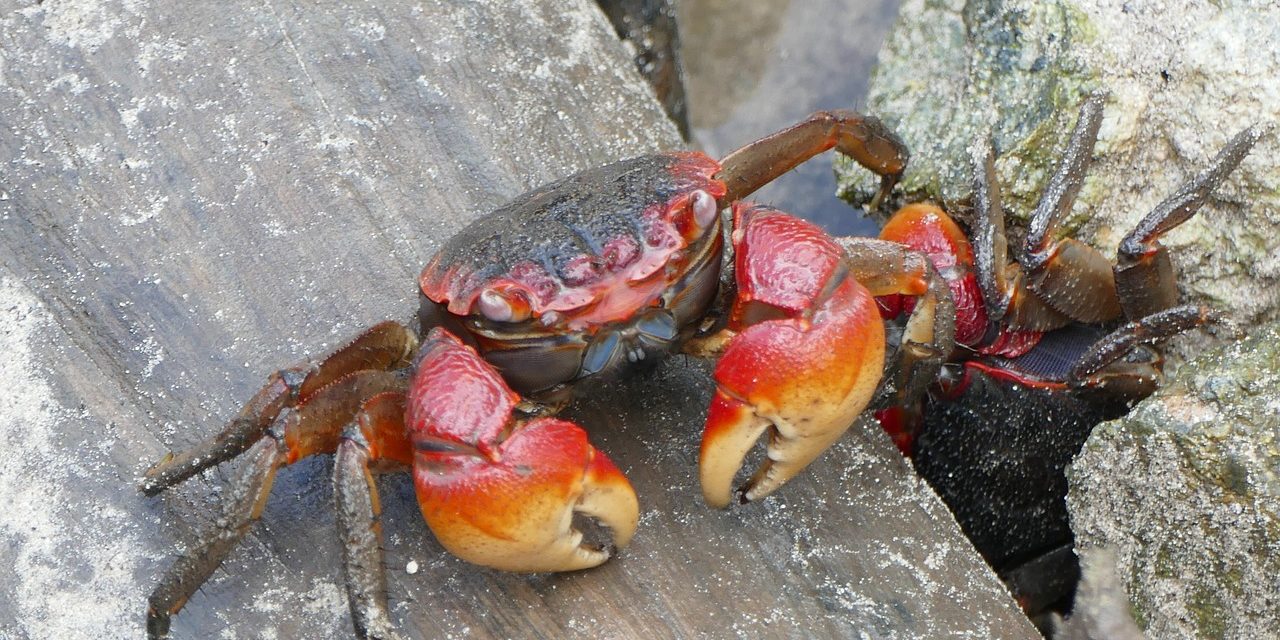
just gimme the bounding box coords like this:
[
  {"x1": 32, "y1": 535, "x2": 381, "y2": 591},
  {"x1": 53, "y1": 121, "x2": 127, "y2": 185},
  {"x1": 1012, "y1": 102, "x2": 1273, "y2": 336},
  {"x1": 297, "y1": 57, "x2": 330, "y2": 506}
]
[
  {"x1": 699, "y1": 278, "x2": 886, "y2": 510},
  {"x1": 580, "y1": 444, "x2": 640, "y2": 548},
  {"x1": 700, "y1": 389, "x2": 770, "y2": 509},
  {"x1": 413, "y1": 417, "x2": 638, "y2": 573}
]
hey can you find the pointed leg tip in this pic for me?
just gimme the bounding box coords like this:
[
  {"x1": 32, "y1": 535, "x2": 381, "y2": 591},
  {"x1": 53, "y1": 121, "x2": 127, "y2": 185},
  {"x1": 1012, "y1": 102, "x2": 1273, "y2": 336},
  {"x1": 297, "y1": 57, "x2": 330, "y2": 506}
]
[{"x1": 146, "y1": 608, "x2": 171, "y2": 640}]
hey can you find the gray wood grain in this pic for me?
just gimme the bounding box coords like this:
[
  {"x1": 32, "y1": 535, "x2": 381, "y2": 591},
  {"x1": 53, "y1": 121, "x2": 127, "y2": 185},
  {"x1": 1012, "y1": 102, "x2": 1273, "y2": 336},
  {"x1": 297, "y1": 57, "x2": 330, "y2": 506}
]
[{"x1": 0, "y1": 1, "x2": 1038, "y2": 638}]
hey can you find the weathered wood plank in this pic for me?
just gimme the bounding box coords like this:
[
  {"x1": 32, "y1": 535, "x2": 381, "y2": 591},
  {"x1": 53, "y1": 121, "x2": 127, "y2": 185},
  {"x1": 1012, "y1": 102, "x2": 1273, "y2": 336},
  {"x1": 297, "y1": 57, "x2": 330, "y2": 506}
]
[{"x1": 0, "y1": 1, "x2": 1038, "y2": 638}]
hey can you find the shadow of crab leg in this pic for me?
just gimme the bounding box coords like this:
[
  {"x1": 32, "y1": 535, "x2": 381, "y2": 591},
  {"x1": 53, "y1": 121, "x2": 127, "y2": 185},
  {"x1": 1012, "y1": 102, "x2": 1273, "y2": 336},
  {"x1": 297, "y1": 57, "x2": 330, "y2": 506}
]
[
  {"x1": 715, "y1": 110, "x2": 908, "y2": 210},
  {"x1": 1069, "y1": 304, "x2": 1217, "y2": 400},
  {"x1": 141, "y1": 321, "x2": 417, "y2": 496},
  {"x1": 837, "y1": 237, "x2": 956, "y2": 413},
  {"x1": 1115, "y1": 125, "x2": 1267, "y2": 319},
  {"x1": 147, "y1": 435, "x2": 286, "y2": 639},
  {"x1": 334, "y1": 392, "x2": 411, "y2": 640},
  {"x1": 147, "y1": 369, "x2": 408, "y2": 638}
]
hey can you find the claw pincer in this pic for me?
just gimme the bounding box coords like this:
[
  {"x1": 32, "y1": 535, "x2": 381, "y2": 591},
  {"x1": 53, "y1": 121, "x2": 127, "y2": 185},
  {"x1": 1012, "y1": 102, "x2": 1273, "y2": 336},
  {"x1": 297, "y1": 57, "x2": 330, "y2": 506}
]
[
  {"x1": 408, "y1": 328, "x2": 638, "y2": 572},
  {"x1": 700, "y1": 205, "x2": 887, "y2": 508}
]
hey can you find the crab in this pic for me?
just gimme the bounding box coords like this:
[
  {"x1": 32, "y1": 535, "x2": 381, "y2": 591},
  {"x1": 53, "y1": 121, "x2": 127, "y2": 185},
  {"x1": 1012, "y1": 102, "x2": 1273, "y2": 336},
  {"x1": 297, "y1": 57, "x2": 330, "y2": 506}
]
[
  {"x1": 868, "y1": 93, "x2": 1264, "y2": 615},
  {"x1": 140, "y1": 111, "x2": 960, "y2": 639}
]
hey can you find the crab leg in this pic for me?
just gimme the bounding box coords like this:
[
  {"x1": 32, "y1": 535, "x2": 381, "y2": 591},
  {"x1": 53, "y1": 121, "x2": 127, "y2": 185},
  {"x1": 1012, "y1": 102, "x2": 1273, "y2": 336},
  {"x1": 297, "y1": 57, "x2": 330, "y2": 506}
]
[
  {"x1": 407, "y1": 328, "x2": 639, "y2": 572},
  {"x1": 141, "y1": 321, "x2": 417, "y2": 495},
  {"x1": 839, "y1": 237, "x2": 956, "y2": 416},
  {"x1": 697, "y1": 204, "x2": 946, "y2": 507},
  {"x1": 146, "y1": 368, "x2": 408, "y2": 638},
  {"x1": 716, "y1": 110, "x2": 908, "y2": 210},
  {"x1": 969, "y1": 92, "x2": 1121, "y2": 330},
  {"x1": 969, "y1": 138, "x2": 1073, "y2": 333},
  {"x1": 982, "y1": 94, "x2": 1262, "y2": 330},
  {"x1": 1115, "y1": 125, "x2": 1266, "y2": 319},
  {"x1": 147, "y1": 435, "x2": 286, "y2": 639},
  {"x1": 1069, "y1": 304, "x2": 1217, "y2": 401},
  {"x1": 334, "y1": 392, "x2": 411, "y2": 640}
]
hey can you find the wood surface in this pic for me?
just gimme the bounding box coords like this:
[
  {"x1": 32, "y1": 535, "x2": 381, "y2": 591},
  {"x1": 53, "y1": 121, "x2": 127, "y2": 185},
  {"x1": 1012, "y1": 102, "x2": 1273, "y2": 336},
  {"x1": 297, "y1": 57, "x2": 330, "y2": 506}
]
[{"x1": 0, "y1": 1, "x2": 1038, "y2": 637}]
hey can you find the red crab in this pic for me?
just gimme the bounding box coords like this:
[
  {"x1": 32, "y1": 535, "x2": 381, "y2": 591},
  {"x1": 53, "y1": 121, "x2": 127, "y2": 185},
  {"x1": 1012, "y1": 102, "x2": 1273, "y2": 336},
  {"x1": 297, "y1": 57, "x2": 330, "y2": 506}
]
[
  {"x1": 870, "y1": 93, "x2": 1264, "y2": 614},
  {"x1": 141, "y1": 112, "x2": 959, "y2": 638}
]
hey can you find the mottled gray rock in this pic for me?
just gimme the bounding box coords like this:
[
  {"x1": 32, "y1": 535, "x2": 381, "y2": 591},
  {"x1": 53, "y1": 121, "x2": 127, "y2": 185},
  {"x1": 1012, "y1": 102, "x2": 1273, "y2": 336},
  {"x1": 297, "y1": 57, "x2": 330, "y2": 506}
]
[
  {"x1": 1051, "y1": 548, "x2": 1145, "y2": 640},
  {"x1": 837, "y1": 0, "x2": 1280, "y2": 327},
  {"x1": 0, "y1": 0, "x2": 1037, "y2": 638},
  {"x1": 1067, "y1": 323, "x2": 1280, "y2": 639}
]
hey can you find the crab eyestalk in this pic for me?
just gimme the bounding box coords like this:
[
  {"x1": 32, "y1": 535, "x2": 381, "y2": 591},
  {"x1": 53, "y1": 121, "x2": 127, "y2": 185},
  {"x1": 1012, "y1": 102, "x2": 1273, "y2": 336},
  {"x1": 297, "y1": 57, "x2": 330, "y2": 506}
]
[{"x1": 407, "y1": 328, "x2": 639, "y2": 571}]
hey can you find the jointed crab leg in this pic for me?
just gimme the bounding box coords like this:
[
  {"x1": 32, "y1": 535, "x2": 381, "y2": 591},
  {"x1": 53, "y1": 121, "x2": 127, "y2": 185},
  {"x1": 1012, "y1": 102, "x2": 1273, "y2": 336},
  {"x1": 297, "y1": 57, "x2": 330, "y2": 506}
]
[
  {"x1": 977, "y1": 92, "x2": 1121, "y2": 329},
  {"x1": 147, "y1": 435, "x2": 286, "y2": 638},
  {"x1": 838, "y1": 237, "x2": 956, "y2": 412},
  {"x1": 969, "y1": 95, "x2": 1261, "y2": 331},
  {"x1": 1115, "y1": 124, "x2": 1266, "y2": 319},
  {"x1": 147, "y1": 368, "x2": 409, "y2": 638},
  {"x1": 1022, "y1": 92, "x2": 1108, "y2": 279},
  {"x1": 139, "y1": 368, "x2": 301, "y2": 496},
  {"x1": 970, "y1": 139, "x2": 1071, "y2": 333},
  {"x1": 141, "y1": 321, "x2": 417, "y2": 496},
  {"x1": 716, "y1": 110, "x2": 908, "y2": 210},
  {"x1": 1069, "y1": 304, "x2": 1217, "y2": 400},
  {"x1": 334, "y1": 392, "x2": 411, "y2": 640},
  {"x1": 145, "y1": 323, "x2": 414, "y2": 638}
]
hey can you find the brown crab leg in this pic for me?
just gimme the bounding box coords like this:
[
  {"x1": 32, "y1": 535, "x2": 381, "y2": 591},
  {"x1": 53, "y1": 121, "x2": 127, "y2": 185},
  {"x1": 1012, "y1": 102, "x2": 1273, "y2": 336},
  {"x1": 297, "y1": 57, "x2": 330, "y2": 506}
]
[
  {"x1": 1115, "y1": 125, "x2": 1266, "y2": 319},
  {"x1": 139, "y1": 367, "x2": 302, "y2": 496},
  {"x1": 334, "y1": 392, "x2": 411, "y2": 640},
  {"x1": 147, "y1": 435, "x2": 286, "y2": 639},
  {"x1": 1069, "y1": 304, "x2": 1217, "y2": 400},
  {"x1": 970, "y1": 137, "x2": 1072, "y2": 332},
  {"x1": 1016, "y1": 91, "x2": 1126, "y2": 326},
  {"x1": 837, "y1": 237, "x2": 956, "y2": 412},
  {"x1": 715, "y1": 110, "x2": 909, "y2": 210},
  {"x1": 147, "y1": 369, "x2": 408, "y2": 638},
  {"x1": 141, "y1": 321, "x2": 417, "y2": 496}
]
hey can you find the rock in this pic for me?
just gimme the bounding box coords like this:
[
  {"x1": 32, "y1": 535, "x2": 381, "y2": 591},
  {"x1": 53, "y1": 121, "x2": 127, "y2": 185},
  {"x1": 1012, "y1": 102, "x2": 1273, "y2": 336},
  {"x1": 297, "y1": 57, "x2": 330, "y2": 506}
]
[
  {"x1": 0, "y1": 0, "x2": 1037, "y2": 638},
  {"x1": 836, "y1": 0, "x2": 1280, "y2": 327},
  {"x1": 1050, "y1": 548, "x2": 1145, "y2": 640},
  {"x1": 1067, "y1": 323, "x2": 1280, "y2": 639}
]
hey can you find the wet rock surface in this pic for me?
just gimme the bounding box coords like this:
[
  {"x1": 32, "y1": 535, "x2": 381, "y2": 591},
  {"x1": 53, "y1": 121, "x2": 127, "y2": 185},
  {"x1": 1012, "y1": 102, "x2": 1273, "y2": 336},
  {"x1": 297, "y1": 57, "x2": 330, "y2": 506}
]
[
  {"x1": 1067, "y1": 323, "x2": 1280, "y2": 639},
  {"x1": 836, "y1": 0, "x2": 1280, "y2": 328},
  {"x1": 0, "y1": 1, "x2": 1036, "y2": 638}
]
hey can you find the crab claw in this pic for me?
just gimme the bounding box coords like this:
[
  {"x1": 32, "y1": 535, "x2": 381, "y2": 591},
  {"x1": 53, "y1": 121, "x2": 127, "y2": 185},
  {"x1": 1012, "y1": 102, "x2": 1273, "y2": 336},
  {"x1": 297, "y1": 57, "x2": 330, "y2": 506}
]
[
  {"x1": 700, "y1": 205, "x2": 887, "y2": 508},
  {"x1": 408, "y1": 328, "x2": 638, "y2": 572}
]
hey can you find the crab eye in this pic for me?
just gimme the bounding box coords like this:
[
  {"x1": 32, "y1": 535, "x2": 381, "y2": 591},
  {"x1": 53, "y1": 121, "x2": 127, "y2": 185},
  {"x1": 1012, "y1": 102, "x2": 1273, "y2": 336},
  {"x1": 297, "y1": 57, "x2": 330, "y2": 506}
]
[
  {"x1": 477, "y1": 288, "x2": 531, "y2": 323},
  {"x1": 690, "y1": 189, "x2": 719, "y2": 228}
]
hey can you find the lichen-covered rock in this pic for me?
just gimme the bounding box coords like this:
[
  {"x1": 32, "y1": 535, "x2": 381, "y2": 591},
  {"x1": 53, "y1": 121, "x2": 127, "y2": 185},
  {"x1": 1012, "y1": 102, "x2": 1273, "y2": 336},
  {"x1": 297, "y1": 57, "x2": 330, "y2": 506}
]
[
  {"x1": 1067, "y1": 323, "x2": 1280, "y2": 639},
  {"x1": 837, "y1": 0, "x2": 1280, "y2": 326}
]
